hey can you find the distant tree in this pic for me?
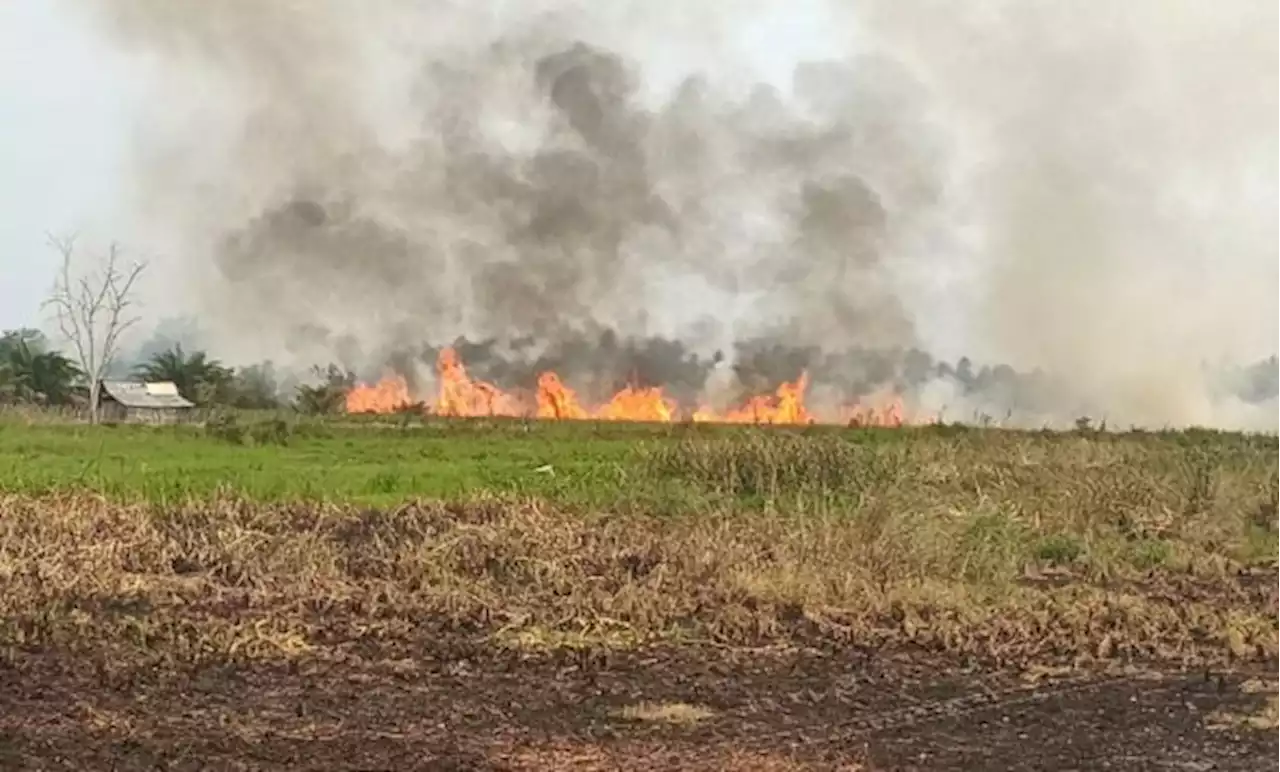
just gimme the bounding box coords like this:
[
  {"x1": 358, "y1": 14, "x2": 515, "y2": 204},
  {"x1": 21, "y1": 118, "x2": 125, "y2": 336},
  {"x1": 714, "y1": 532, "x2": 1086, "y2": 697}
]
[
  {"x1": 133, "y1": 344, "x2": 232, "y2": 406},
  {"x1": 0, "y1": 330, "x2": 48, "y2": 400},
  {"x1": 973, "y1": 364, "x2": 994, "y2": 392},
  {"x1": 293, "y1": 364, "x2": 354, "y2": 415},
  {"x1": 43, "y1": 233, "x2": 146, "y2": 424},
  {"x1": 225, "y1": 361, "x2": 283, "y2": 410},
  {"x1": 9, "y1": 347, "x2": 82, "y2": 406},
  {"x1": 116, "y1": 315, "x2": 205, "y2": 377},
  {"x1": 2, "y1": 356, "x2": 20, "y2": 404},
  {"x1": 1243, "y1": 355, "x2": 1279, "y2": 403},
  {"x1": 0, "y1": 328, "x2": 82, "y2": 405},
  {"x1": 0, "y1": 328, "x2": 46, "y2": 350}
]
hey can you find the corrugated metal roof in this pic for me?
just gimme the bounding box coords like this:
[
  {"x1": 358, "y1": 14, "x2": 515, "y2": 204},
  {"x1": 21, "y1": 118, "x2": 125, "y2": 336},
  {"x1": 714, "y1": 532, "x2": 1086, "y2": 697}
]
[{"x1": 100, "y1": 380, "x2": 195, "y2": 409}]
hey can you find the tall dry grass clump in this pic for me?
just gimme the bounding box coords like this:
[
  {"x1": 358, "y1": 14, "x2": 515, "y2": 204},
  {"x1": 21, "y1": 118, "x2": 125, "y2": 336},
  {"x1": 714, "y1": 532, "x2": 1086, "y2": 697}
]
[{"x1": 641, "y1": 431, "x2": 907, "y2": 500}]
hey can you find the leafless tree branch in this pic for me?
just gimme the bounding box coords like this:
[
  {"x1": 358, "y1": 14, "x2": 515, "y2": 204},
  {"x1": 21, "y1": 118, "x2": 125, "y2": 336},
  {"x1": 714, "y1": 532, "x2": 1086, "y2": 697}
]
[{"x1": 41, "y1": 233, "x2": 148, "y2": 424}]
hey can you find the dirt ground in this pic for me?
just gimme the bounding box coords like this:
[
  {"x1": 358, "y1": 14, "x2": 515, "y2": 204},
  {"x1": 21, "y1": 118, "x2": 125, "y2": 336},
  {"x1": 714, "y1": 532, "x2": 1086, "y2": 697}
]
[{"x1": 2, "y1": 642, "x2": 1274, "y2": 771}]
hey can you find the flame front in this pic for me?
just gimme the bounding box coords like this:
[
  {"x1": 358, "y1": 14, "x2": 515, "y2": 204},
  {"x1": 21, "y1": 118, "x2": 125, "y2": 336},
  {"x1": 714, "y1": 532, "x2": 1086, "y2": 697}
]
[
  {"x1": 344, "y1": 373, "x2": 412, "y2": 414},
  {"x1": 436, "y1": 347, "x2": 522, "y2": 417},
  {"x1": 597, "y1": 385, "x2": 676, "y2": 422},
  {"x1": 536, "y1": 372, "x2": 588, "y2": 419},
  {"x1": 345, "y1": 346, "x2": 920, "y2": 426},
  {"x1": 719, "y1": 372, "x2": 812, "y2": 425}
]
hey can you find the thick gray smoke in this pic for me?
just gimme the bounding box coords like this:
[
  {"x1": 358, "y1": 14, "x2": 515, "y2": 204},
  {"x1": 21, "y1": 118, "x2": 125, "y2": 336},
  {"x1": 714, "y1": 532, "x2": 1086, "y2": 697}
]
[
  {"x1": 81, "y1": 0, "x2": 1277, "y2": 429},
  {"x1": 85, "y1": 2, "x2": 931, "y2": 357}
]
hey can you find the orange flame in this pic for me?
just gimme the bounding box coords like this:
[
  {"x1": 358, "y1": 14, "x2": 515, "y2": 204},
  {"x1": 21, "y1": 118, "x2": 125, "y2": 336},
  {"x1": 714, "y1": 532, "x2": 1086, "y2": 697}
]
[
  {"x1": 536, "y1": 372, "x2": 588, "y2": 419},
  {"x1": 721, "y1": 372, "x2": 812, "y2": 425},
  {"x1": 344, "y1": 373, "x2": 412, "y2": 414},
  {"x1": 344, "y1": 346, "x2": 919, "y2": 426},
  {"x1": 436, "y1": 347, "x2": 521, "y2": 417},
  {"x1": 840, "y1": 392, "x2": 905, "y2": 427},
  {"x1": 596, "y1": 385, "x2": 676, "y2": 422}
]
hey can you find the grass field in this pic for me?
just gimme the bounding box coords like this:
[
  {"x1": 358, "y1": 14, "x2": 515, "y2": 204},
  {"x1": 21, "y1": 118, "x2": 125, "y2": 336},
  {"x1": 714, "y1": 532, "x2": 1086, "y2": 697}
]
[{"x1": 0, "y1": 413, "x2": 1276, "y2": 769}]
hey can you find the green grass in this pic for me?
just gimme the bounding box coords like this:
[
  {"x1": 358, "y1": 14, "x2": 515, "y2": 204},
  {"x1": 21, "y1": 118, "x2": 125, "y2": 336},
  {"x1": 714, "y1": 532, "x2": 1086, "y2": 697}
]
[
  {"x1": 0, "y1": 416, "x2": 643, "y2": 505},
  {"x1": 0, "y1": 413, "x2": 920, "y2": 505},
  {"x1": 1, "y1": 413, "x2": 1276, "y2": 577}
]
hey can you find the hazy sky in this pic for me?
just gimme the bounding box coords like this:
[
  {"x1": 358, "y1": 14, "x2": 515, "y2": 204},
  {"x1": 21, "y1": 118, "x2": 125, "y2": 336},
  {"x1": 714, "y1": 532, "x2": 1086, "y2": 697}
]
[{"x1": 0, "y1": 1, "x2": 150, "y2": 330}]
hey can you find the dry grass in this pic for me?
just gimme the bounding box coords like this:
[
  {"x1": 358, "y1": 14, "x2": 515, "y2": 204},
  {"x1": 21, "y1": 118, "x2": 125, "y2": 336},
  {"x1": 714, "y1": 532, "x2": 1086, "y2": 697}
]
[
  {"x1": 1207, "y1": 695, "x2": 1279, "y2": 732},
  {"x1": 642, "y1": 429, "x2": 1279, "y2": 577},
  {"x1": 1205, "y1": 677, "x2": 1280, "y2": 732},
  {"x1": 615, "y1": 701, "x2": 717, "y2": 725},
  {"x1": 0, "y1": 488, "x2": 1273, "y2": 670}
]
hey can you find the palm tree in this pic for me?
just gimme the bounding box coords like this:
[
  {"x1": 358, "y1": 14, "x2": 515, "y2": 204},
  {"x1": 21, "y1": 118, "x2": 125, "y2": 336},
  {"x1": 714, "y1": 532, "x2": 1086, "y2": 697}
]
[
  {"x1": 0, "y1": 329, "x2": 82, "y2": 405},
  {"x1": 0, "y1": 328, "x2": 45, "y2": 350},
  {"x1": 20, "y1": 348, "x2": 81, "y2": 406},
  {"x1": 133, "y1": 345, "x2": 232, "y2": 405}
]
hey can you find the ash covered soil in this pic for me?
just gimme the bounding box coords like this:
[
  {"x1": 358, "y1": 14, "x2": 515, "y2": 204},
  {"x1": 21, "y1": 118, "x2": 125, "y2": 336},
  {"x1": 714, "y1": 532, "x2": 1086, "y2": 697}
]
[{"x1": 2, "y1": 643, "x2": 1275, "y2": 771}]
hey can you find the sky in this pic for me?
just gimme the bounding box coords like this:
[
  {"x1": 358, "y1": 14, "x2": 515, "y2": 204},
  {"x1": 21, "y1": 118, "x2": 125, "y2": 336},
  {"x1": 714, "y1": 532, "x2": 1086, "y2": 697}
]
[{"x1": 0, "y1": 1, "x2": 152, "y2": 331}]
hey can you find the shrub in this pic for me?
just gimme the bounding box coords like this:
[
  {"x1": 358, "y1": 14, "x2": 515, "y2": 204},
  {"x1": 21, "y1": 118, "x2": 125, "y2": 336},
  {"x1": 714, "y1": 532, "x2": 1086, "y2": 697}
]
[{"x1": 204, "y1": 412, "x2": 245, "y2": 445}]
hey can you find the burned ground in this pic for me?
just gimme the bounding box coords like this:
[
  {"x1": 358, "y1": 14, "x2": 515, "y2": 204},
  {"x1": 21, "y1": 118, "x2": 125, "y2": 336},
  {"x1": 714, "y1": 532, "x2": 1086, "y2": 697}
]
[{"x1": 3, "y1": 645, "x2": 1276, "y2": 771}]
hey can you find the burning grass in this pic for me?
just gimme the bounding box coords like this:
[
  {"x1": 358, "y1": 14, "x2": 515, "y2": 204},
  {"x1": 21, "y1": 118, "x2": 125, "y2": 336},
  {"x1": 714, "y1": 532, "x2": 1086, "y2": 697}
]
[{"x1": 345, "y1": 345, "x2": 912, "y2": 426}]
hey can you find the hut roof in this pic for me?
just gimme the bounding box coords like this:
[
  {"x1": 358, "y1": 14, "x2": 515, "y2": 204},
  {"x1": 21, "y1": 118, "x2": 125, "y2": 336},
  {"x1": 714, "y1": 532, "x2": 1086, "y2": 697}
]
[{"x1": 100, "y1": 380, "x2": 195, "y2": 409}]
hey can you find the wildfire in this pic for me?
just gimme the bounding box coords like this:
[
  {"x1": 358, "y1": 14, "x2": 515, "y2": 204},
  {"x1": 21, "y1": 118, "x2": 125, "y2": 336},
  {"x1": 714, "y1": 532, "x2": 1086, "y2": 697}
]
[
  {"x1": 536, "y1": 372, "x2": 588, "y2": 420},
  {"x1": 719, "y1": 372, "x2": 812, "y2": 425},
  {"x1": 344, "y1": 373, "x2": 412, "y2": 414},
  {"x1": 437, "y1": 346, "x2": 522, "y2": 417},
  {"x1": 345, "y1": 346, "x2": 917, "y2": 426},
  {"x1": 597, "y1": 385, "x2": 676, "y2": 422},
  {"x1": 844, "y1": 397, "x2": 905, "y2": 428}
]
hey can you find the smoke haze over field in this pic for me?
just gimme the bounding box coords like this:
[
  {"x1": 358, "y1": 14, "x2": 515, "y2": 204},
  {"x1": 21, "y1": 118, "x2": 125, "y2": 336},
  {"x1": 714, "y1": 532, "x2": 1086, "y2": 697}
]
[
  {"x1": 87, "y1": 1, "x2": 939, "y2": 354},
  {"x1": 855, "y1": 1, "x2": 1279, "y2": 428},
  {"x1": 75, "y1": 0, "x2": 1277, "y2": 429}
]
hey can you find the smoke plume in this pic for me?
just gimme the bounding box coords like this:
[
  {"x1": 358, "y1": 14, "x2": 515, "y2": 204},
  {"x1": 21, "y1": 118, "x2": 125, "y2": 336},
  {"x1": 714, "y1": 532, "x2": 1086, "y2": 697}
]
[
  {"x1": 87, "y1": 3, "x2": 931, "y2": 363},
  {"x1": 80, "y1": 0, "x2": 1277, "y2": 429}
]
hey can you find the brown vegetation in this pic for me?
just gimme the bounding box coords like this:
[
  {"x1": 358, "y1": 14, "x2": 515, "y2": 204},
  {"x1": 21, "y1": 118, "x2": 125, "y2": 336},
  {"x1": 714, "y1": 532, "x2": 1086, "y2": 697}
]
[
  {"x1": 0, "y1": 489, "x2": 1274, "y2": 671},
  {"x1": 0, "y1": 424, "x2": 1275, "y2": 768}
]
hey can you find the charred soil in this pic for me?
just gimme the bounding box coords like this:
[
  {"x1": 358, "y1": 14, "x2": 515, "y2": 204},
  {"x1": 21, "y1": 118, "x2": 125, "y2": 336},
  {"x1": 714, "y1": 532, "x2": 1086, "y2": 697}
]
[{"x1": 2, "y1": 639, "x2": 1276, "y2": 770}]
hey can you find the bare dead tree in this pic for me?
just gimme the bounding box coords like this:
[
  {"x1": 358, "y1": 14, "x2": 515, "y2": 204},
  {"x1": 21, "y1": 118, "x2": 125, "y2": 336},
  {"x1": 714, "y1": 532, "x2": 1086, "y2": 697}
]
[{"x1": 43, "y1": 233, "x2": 147, "y2": 424}]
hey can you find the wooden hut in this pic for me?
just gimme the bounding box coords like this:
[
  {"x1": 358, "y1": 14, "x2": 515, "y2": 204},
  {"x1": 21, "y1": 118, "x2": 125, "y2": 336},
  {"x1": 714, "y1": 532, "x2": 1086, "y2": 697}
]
[{"x1": 98, "y1": 380, "x2": 195, "y2": 424}]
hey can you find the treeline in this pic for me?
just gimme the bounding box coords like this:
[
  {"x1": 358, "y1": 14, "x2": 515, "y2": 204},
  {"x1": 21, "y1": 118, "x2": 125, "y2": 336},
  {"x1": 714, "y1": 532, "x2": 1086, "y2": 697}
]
[
  {"x1": 0, "y1": 328, "x2": 354, "y2": 415},
  {"x1": 3, "y1": 325, "x2": 1277, "y2": 418},
  {"x1": 0, "y1": 327, "x2": 1010, "y2": 415}
]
